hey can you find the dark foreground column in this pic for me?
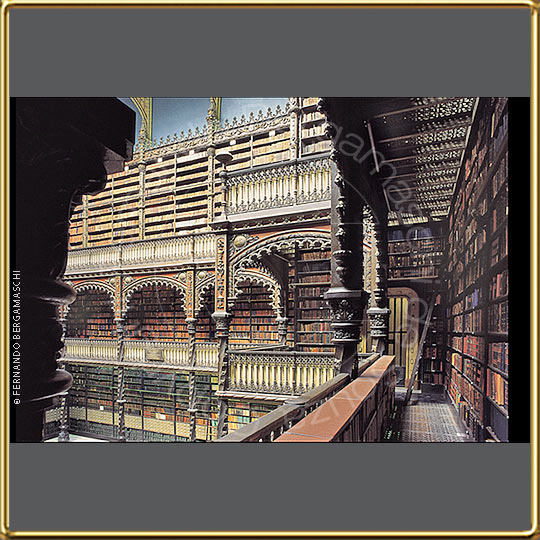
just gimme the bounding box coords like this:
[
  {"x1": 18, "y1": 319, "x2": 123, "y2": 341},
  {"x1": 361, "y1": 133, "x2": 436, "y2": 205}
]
[{"x1": 14, "y1": 98, "x2": 134, "y2": 441}]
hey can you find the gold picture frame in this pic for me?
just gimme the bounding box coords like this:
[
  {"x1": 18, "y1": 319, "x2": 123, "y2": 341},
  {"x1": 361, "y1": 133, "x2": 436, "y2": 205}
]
[{"x1": 1, "y1": 2, "x2": 538, "y2": 538}]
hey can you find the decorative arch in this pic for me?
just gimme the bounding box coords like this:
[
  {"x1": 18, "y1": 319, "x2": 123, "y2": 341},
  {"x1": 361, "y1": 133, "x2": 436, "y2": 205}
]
[
  {"x1": 230, "y1": 229, "x2": 331, "y2": 270},
  {"x1": 231, "y1": 268, "x2": 283, "y2": 318},
  {"x1": 388, "y1": 287, "x2": 420, "y2": 385},
  {"x1": 195, "y1": 277, "x2": 215, "y2": 317},
  {"x1": 123, "y1": 276, "x2": 187, "y2": 316},
  {"x1": 66, "y1": 280, "x2": 116, "y2": 316},
  {"x1": 64, "y1": 282, "x2": 116, "y2": 339}
]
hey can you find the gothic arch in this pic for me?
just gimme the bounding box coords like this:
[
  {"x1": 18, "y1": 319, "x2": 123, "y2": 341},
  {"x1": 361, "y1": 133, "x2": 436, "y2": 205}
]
[
  {"x1": 231, "y1": 268, "x2": 283, "y2": 318},
  {"x1": 195, "y1": 277, "x2": 215, "y2": 317},
  {"x1": 66, "y1": 280, "x2": 116, "y2": 316},
  {"x1": 230, "y1": 229, "x2": 331, "y2": 270},
  {"x1": 123, "y1": 276, "x2": 187, "y2": 316}
]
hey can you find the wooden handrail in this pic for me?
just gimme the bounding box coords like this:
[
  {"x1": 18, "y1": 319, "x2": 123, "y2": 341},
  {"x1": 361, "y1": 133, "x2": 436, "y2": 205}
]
[
  {"x1": 274, "y1": 355, "x2": 395, "y2": 443},
  {"x1": 216, "y1": 373, "x2": 351, "y2": 442}
]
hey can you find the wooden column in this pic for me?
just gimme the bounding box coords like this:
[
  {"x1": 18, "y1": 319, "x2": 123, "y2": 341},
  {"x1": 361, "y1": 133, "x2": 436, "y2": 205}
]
[
  {"x1": 57, "y1": 306, "x2": 70, "y2": 442},
  {"x1": 324, "y1": 160, "x2": 366, "y2": 377},
  {"x1": 289, "y1": 97, "x2": 301, "y2": 160},
  {"x1": 137, "y1": 161, "x2": 146, "y2": 240},
  {"x1": 14, "y1": 98, "x2": 134, "y2": 441},
  {"x1": 367, "y1": 215, "x2": 390, "y2": 353},
  {"x1": 82, "y1": 195, "x2": 89, "y2": 248},
  {"x1": 184, "y1": 268, "x2": 198, "y2": 441},
  {"x1": 212, "y1": 229, "x2": 231, "y2": 438},
  {"x1": 114, "y1": 274, "x2": 127, "y2": 441},
  {"x1": 318, "y1": 98, "x2": 368, "y2": 378}
]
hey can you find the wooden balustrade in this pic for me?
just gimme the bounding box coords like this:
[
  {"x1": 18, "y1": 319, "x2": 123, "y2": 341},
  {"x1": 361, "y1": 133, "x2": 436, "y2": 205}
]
[
  {"x1": 227, "y1": 350, "x2": 336, "y2": 395},
  {"x1": 226, "y1": 156, "x2": 331, "y2": 215},
  {"x1": 275, "y1": 355, "x2": 395, "y2": 442},
  {"x1": 63, "y1": 338, "x2": 219, "y2": 369},
  {"x1": 65, "y1": 233, "x2": 216, "y2": 273},
  {"x1": 216, "y1": 373, "x2": 352, "y2": 442},
  {"x1": 194, "y1": 342, "x2": 220, "y2": 368},
  {"x1": 62, "y1": 338, "x2": 118, "y2": 361}
]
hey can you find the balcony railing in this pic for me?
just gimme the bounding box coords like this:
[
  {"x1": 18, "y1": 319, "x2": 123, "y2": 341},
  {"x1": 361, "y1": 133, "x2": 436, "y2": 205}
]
[
  {"x1": 225, "y1": 156, "x2": 331, "y2": 215},
  {"x1": 65, "y1": 233, "x2": 216, "y2": 273},
  {"x1": 63, "y1": 338, "x2": 219, "y2": 369},
  {"x1": 275, "y1": 355, "x2": 395, "y2": 442},
  {"x1": 217, "y1": 352, "x2": 382, "y2": 442},
  {"x1": 226, "y1": 349, "x2": 336, "y2": 396}
]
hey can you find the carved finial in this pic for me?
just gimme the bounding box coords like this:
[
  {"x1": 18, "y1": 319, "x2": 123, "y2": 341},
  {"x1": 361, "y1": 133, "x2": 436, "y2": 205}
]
[{"x1": 207, "y1": 97, "x2": 222, "y2": 132}]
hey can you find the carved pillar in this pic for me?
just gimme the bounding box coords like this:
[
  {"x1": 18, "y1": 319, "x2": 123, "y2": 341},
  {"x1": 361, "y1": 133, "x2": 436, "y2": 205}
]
[
  {"x1": 367, "y1": 216, "x2": 390, "y2": 353},
  {"x1": 115, "y1": 317, "x2": 127, "y2": 442},
  {"x1": 207, "y1": 145, "x2": 216, "y2": 223},
  {"x1": 186, "y1": 312, "x2": 198, "y2": 442},
  {"x1": 14, "y1": 98, "x2": 134, "y2": 441},
  {"x1": 206, "y1": 100, "x2": 218, "y2": 223},
  {"x1": 82, "y1": 195, "x2": 89, "y2": 248},
  {"x1": 289, "y1": 97, "x2": 301, "y2": 160},
  {"x1": 211, "y1": 227, "x2": 232, "y2": 437},
  {"x1": 213, "y1": 311, "x2": 232, "y2": 438},
  {"x1": 137, "y1": 161, "x2": 146, "y2": 240},
  {"x1": 277, "y1": 317, "x2": 289, "y2": 344},
  {"x1": 57, "y1": 307, "x2": 69, "y2": 442},
  {"x1": 319, "y1": 100, "x2": 367, "y2": 377},
  {"x1": 112, "y1": 274, "x2": 128, "y2": 441}
]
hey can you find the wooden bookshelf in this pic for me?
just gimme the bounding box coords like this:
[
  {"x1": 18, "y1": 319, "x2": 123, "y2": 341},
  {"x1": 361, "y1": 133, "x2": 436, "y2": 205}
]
[
  {"x1": 230, "y1": 284, "x2": 279, "y2": 345},
  {"x1": 227, "y1": 400, "x2": 276, "y2": 432},
  {"x1": 420, "y1": 293, "x2": 446, "y2": 389},
  {"x1": 65, "y1": 290, "x2": 115, "y2": 339},
  {"x1": 125, "y1": 286, "x2": 188, "y2": 341},
  {"x1": 444, "y1": 97, "x2": 508, "y2": 442},
  {"x1": 388, "y1": 224, "x2": 445, "y2": 280},
  {"x1": 294, "y1": 247, "x2": 332, "y2": 352}
]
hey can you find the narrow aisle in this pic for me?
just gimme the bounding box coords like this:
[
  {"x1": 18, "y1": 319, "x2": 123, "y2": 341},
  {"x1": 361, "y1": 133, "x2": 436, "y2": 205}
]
[{"x1": 386, "y1": 388, "x2": 470, "y2": 442}]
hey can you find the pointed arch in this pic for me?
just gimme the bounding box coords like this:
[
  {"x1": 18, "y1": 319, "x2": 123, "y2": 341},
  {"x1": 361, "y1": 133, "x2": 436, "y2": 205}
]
[
  {"x1": 230, "y1": 229, "x2": 331, "y2": 270},
  {"x1": 231, "y1": 268, "x2": 283, "y2": 318},
  {"x1": 123, "y1": 276, "x2": 187, "y2": 316},
  {"x1": 68, "y1": 280, "x2": 116, "y2": 315}
]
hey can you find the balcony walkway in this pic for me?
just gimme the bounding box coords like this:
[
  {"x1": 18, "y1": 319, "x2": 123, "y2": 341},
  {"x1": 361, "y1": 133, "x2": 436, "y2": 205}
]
[{"x1": 385, "y1": 388, "x2": 470, "y2": 442}]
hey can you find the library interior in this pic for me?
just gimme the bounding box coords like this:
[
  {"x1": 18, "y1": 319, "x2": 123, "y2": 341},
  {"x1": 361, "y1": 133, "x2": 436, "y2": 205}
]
[{"x1": 14, "y1": 97, "x2": 513, "y2": 443}]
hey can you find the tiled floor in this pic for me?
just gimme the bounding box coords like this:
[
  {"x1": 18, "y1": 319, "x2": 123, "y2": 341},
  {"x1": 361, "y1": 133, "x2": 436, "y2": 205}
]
[{"x1": 386, "y1": 388, "x2": 470, "y2": 442}]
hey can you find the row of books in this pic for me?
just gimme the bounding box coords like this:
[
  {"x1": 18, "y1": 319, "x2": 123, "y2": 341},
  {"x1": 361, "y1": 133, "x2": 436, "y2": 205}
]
[
  {"x1": 464, "y1": 309, "x2": 483, "y2": 333},
  {"x1": 389, "y1": 253, "x2": 443, "y2": 267},
  {"x1": 463, "y1": 335, "x2": 485, "y2": 360},
  {"x1": 389, "y1": 266, "x2": 438, "y2": 279},
  {"x1": 487, "y1": 370, "x2": 508, "y2": 412},
  {"x1": 387, "y1": 237, "x2": 443, "y2": 254},
  {"x1": 465, "y1": 288, "x2": 483, "y2": 310},
  {"x1": 464, "y1": 231, "x2": 487, "y2": 266},
  {"x1": 297, "y1": 274, "x2": 331, "y2": 284},
  {"x1": 298, "y1": 322, "x2": 331, "y2": 332},
  {"x1": 298, "y1": 250, "x2": 331, "y2": 261},
  {"x1": 491, "y1": 193, "x2": 508, "y2": 235},
  {"x1": 449, "y1": 315, "x2": 461, "y2": 333},
  {"x1": 490, "y1": 270, "x2": 508, "y2": 299},
  {"x1": 488, "y1": 301, "x2": 509, "y2": 334},
  {"x1": 463, "y1": 356, "x2": 484, "y2": 389},
  {"x1": 489, "y1": 232, "x2": 508, "y2": 270},
  {"x1": 489, "y1": 342, "x2": 509, "y2": 374}
]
